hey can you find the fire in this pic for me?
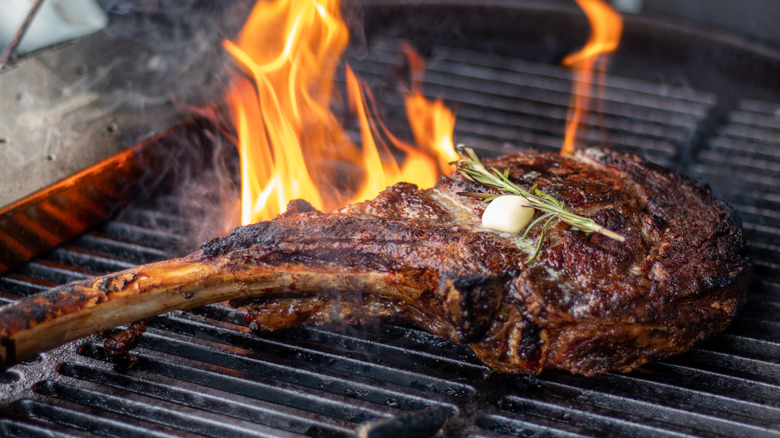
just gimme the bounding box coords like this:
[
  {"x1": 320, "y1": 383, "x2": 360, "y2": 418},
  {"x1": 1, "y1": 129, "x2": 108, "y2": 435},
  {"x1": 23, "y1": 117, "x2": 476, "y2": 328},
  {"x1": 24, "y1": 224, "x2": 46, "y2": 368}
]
[
  {"x1": 402, "y1": 42, "x2": 459, "y2": 173},
  {"x1": 224, "y1": 0, "x2": 456, "y2": 225},
  {"x1": 560, "y1": 0, "x2": 623, "y2": 156}
]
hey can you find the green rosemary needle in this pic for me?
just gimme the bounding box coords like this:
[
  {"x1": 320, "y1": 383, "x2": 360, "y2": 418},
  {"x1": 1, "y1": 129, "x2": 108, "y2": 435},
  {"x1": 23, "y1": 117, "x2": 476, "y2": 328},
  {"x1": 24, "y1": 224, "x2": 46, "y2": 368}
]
[{"x1": 454, "y1": 146, "x2": 625, "y2": 263}]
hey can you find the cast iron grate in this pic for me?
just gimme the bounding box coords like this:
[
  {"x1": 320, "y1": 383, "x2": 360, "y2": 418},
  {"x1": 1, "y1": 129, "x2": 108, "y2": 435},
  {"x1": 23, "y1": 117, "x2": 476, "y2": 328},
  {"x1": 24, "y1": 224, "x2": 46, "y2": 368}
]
[
  {"x1": 1, "y1": 37, "x2": 780, "y2": 437},
  {"x1": 343, "y1": 38, "x2": 715, "y2": 168}
]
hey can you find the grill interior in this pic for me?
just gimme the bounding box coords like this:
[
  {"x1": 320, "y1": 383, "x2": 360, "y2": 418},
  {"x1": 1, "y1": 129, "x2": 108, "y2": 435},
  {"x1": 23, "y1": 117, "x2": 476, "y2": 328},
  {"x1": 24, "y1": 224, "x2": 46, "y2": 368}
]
[{"x1": 3, "y1": 3, "x2": 780, "y2": 437}]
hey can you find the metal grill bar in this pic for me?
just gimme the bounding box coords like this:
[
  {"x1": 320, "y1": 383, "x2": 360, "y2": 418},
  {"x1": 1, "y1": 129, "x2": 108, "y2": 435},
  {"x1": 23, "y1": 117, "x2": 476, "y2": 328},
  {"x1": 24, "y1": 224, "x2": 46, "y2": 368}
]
[
  {"x1": 11, "y1": 398, "x2": 214, "y2": 438},
  {"x1": 511, "y1": 373, "x2": 780, "y2": 436},
  {"x1": 57, "y1": 362, "x2": 356, "y2": 437},
  {"x1": 128, "y1": 321, "x2": 473, "y2": 400},
  {"x1": 499, "y1": 394, "x2": 702, "y2": 437},
  {"x1": 641, "y1": 361, "x2": 780, "y2": 406},
  {"x1": 77, "y1": 341, "x2": 422, "y2": 421},
  {"x1": 565, "y1": 369, "x2": 780, "y2": 424},
  {"x1": 342, "y1": 38, "x2": 714, "y2": 166},
  {"x1": 35, "y1": 379, "x2": 294, "y2": 438},
  {"x1": 476, "y1": 414, "x2": 594, "y2": 437}
]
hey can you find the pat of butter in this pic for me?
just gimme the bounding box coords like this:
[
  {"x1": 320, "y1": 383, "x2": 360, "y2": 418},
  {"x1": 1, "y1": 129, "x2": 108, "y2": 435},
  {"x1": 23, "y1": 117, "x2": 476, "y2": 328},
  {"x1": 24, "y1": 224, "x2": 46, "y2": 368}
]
[{"x1": 482, "y1": 195, "x2": 534, "y2": 234}]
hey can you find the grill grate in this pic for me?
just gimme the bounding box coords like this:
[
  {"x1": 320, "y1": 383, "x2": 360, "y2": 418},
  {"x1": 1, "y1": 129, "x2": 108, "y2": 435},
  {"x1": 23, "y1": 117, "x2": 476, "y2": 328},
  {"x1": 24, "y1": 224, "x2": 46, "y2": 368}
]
[
  {"x1": 2, "y1": 36, "x2": 780, "y2": 437},
  {"x1": 344, "y1": 38, "x2": 715, "y2": 168}
]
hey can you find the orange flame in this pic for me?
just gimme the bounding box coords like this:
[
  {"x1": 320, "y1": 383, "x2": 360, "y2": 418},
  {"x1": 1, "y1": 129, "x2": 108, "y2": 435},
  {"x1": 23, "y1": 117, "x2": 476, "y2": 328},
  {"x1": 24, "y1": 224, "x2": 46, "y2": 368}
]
[
  {"x1": 560, "y1": 0, "x2": 622, "y2": 156},
  {"x1": 402, "y1": 42, "x2": 459, "y2": 173},
  {"x1": 224, "y1": 0, "x2": 456, "y2": 225}
]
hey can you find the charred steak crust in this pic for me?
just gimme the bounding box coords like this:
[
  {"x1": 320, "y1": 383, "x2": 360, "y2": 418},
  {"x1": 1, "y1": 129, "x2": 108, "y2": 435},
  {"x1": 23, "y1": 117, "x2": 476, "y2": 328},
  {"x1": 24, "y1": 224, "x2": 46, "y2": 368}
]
[{"x1": 203, "y1": 147, "x2": 751, "y2": 376}]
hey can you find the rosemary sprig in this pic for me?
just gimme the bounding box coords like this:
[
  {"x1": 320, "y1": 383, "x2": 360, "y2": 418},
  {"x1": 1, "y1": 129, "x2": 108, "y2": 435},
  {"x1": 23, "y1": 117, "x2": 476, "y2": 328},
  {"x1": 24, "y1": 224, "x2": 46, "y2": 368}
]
[{"x1": 454, "y1": 146, "x2": 625, "y2": 263}]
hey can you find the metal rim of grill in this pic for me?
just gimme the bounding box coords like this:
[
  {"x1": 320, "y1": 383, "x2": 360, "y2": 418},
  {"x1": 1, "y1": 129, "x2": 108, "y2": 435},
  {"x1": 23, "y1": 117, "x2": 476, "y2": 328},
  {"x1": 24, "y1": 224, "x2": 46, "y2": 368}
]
[{"x1": 2, "y1": 2, "x2": 780, "y2": 437}]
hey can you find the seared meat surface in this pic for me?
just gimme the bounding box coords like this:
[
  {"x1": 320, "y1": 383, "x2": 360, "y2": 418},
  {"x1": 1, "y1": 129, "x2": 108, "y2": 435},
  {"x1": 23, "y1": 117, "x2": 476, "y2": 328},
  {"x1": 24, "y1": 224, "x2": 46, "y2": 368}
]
[{"x1": 0, "y1": 148, "x2": 751, "y2": 375}]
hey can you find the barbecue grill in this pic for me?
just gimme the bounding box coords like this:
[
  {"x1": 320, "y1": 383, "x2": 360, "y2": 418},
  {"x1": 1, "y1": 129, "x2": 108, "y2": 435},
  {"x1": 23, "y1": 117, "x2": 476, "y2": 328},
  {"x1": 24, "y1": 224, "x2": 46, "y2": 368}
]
[{"x1": 2, "y1": 1, "x2": 780, "y2": 436}]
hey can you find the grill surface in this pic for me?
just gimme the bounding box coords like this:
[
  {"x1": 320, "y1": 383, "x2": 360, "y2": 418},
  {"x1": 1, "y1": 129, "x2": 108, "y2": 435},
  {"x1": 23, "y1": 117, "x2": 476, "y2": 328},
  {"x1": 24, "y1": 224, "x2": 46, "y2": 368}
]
[{"x1": 2, "y1": 30, "x2": 780, "y2": 438}]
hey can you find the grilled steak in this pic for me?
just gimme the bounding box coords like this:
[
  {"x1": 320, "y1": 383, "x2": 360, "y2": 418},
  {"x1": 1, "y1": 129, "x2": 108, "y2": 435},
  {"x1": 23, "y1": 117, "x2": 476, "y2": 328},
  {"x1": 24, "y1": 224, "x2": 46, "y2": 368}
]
[{"x1": 0, "y1": 147, "x2": 751, "y2": 375}]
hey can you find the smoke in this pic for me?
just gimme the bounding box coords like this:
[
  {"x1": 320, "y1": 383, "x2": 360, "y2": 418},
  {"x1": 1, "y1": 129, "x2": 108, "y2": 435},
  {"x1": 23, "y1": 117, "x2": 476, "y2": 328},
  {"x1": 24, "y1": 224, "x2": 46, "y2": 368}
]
[
  {"x1": 84, "y1": 1, "x2": 255, "y2": 252},
  {"x1": 156, "y1": 122, "x2": 242, "y2": 254},
  {"x1": 91, "y1": 0, "x2": 252, "y2": 111}
]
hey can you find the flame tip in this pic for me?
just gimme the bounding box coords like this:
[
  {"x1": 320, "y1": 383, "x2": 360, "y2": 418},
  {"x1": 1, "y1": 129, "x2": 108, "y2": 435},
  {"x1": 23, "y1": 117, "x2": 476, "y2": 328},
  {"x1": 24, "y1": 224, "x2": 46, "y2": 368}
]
[
  {"x1": 226, "y1": 0, "x2": 456, "y2": 225},
  {"x1": 561, "y1": 0, "x2": 623, "y2": 157}
]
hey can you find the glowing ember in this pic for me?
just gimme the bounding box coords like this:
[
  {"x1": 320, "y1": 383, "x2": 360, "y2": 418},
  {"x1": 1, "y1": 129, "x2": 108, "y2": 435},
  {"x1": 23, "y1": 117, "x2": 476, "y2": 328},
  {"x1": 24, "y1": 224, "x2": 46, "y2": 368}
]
[
  {"x1": 560, "y1": 0, "x2": 623, "y2": 156},
  {"x1": 224, "y1": 0, "x2": 456, "y2": 225}
]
